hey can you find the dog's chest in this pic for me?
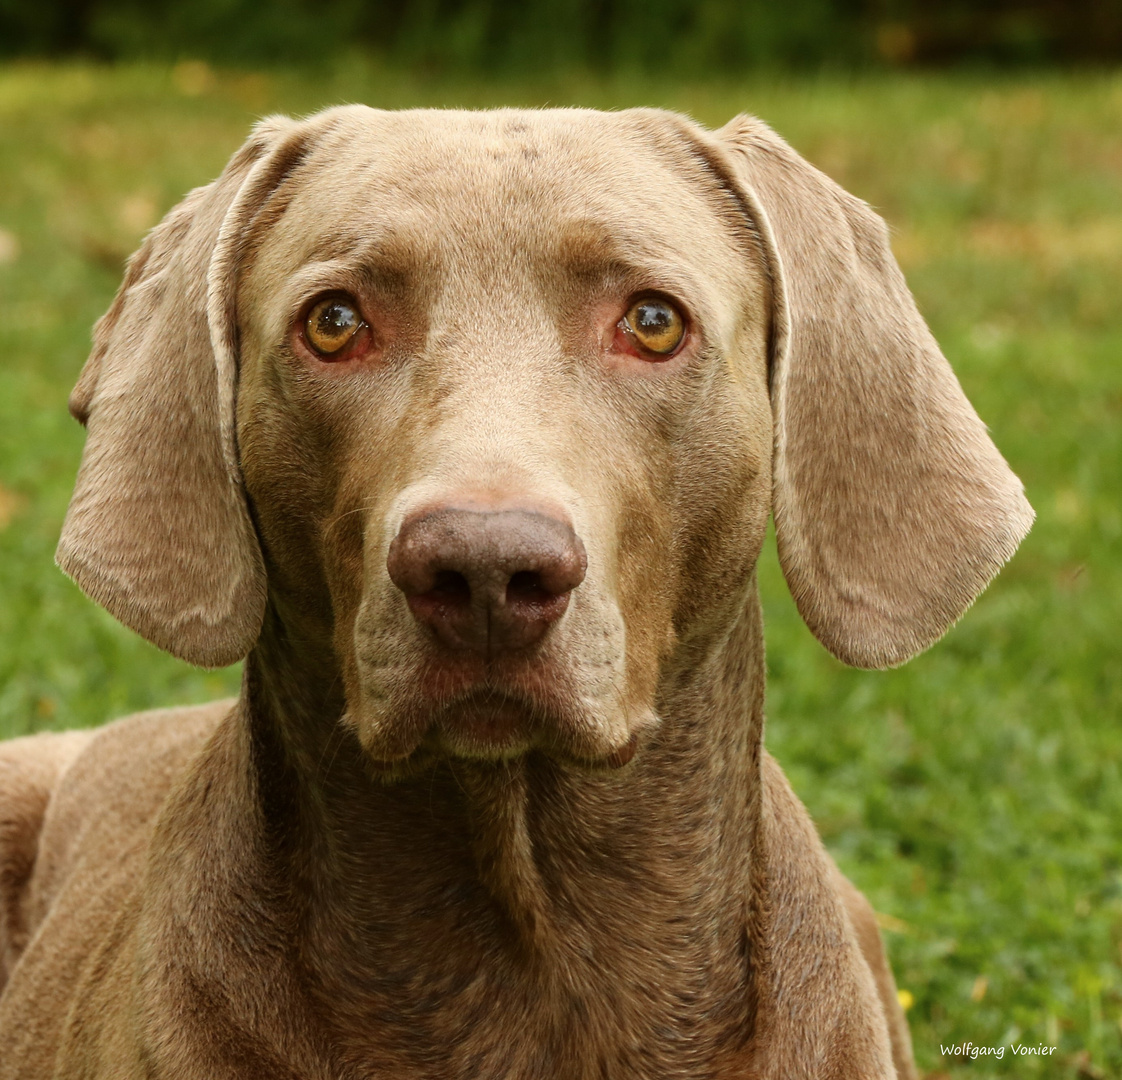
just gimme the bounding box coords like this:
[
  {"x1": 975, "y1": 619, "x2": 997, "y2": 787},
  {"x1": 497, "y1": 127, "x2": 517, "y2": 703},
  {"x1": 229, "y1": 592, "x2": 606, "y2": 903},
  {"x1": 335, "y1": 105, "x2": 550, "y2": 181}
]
[
  {"x1": 292, "y1": 890, "x2": 754, "y2": 1080},
  {"x1": 317, "y1": 964, "x2": 753, "y2": 1080}
]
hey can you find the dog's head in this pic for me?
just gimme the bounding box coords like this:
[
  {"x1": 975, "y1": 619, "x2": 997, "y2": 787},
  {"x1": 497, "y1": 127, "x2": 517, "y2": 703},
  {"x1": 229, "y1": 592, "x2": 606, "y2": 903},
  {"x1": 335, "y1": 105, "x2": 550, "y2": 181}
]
[{"x1": 58, "y1": 107, "x2": 1032, "y2": 769}]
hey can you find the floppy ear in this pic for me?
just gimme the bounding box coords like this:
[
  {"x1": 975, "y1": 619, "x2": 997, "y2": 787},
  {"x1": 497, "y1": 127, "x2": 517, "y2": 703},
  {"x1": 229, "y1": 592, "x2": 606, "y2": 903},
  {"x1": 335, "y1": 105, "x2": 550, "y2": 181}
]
[
  {"x1": 56, "y1": 116, "x2": 309, "y2": 668},
  {"x1": 708, "y1": 115, "x2": 1033, "y2": 668}
]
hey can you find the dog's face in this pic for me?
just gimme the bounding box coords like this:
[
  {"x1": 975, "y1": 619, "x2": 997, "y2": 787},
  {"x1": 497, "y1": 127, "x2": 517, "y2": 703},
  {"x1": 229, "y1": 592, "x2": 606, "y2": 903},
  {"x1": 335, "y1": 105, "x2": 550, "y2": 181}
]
[
  {"x1": 57, "y1": 106, "x2": 1032, "y2": 770},
  {"x1": 234, "y1": 112, "x2": 773, "y2": 766}
]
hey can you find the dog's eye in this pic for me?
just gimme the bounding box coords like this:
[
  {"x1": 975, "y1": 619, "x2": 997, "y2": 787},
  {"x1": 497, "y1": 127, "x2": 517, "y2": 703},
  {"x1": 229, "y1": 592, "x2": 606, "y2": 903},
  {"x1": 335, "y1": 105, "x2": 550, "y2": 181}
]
[
  {"x1": 304, "y1": 296, "x2": 365, "y2": 357},
  {"x1": 619, "y1": 297, "x2": 685, "y2": 357}
]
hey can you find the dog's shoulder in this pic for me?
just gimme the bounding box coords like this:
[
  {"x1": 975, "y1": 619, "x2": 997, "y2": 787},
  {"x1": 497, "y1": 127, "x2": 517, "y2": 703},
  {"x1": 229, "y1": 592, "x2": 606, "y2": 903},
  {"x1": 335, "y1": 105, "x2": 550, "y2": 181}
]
[
  {"x1": 28, "y1": 701, "x2": 235, "y2": 922},
  {"x1": 0, "y1": 701, "x2": 232, "y2": 992},
  {"x1": 753, "y1": 752, "x2": 915, "y2": 1079},
  {"x1": 0, "y1": 729, "x2": 91, "y2": 988}
]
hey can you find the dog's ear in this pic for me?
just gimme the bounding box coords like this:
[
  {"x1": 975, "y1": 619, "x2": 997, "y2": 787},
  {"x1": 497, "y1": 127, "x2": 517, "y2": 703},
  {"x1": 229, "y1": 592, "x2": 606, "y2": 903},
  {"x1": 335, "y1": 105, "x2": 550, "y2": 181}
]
[
  {"x1": 708, "y1": 115, "x2": 1033, "y2": 668},
  {"x1": 57, "y1": 116, "x2": 310, "y2": 668}
]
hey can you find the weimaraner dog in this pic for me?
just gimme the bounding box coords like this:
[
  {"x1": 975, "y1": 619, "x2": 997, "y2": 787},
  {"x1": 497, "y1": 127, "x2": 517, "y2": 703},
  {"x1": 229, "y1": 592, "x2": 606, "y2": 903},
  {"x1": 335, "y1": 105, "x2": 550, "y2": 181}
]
[{"x1": 0, "y1": 107, "x2": 1031, "y2": 1078}]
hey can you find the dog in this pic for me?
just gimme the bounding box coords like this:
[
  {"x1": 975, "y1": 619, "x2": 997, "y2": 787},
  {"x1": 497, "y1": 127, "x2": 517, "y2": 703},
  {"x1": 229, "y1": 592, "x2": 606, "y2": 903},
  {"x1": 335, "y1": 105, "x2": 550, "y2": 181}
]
[{"x1": 0, "y1": 106, "x2": 1032, "y2": 1078}]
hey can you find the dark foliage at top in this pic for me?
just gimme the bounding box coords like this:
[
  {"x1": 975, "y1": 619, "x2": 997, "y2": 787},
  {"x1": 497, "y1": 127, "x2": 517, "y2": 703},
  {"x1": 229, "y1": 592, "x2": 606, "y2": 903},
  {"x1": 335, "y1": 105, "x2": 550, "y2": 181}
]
[{"x1": 3, "y1": 0, "x2": 1122, "y2": 70}]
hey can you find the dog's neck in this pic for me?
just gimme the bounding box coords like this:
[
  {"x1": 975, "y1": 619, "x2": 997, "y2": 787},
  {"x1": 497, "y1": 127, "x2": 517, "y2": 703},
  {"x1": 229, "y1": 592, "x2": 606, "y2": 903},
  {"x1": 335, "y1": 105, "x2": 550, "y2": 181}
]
[{"x1": 165, "y1": 586, "x2": 767, "y2": 1073}]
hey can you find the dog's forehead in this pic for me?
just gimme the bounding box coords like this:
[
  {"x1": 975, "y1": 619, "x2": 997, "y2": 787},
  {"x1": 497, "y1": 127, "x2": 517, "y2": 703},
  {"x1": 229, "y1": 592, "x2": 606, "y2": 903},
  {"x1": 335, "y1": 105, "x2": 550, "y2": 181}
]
[{"x1": 269, "y1": 107, "x2": 744, "y2": 274}]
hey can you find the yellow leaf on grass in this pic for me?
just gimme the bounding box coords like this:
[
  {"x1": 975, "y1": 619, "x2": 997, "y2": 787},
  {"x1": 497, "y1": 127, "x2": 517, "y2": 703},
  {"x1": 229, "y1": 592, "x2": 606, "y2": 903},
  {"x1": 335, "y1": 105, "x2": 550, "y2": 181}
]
[
  {"x1": 0, "y1": 228, "x2": 18, "y2": 265},
  {"x1": 875, "y1": 911, "x2": 911, "y2": 934},
  {"x1": 0, "y1": 484, "x2": 26, "y2": 530}
]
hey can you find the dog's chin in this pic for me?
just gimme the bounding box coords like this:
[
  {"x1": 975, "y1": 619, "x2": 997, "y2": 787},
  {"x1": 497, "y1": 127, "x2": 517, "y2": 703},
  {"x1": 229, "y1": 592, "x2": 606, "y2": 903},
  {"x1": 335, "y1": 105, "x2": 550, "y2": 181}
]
[
  {"x1": 346, "y1": 675, "x2": 649, "y2": 780},
  {"x1": 427, "y1": 690, "x2": 539, "y2": 760}
]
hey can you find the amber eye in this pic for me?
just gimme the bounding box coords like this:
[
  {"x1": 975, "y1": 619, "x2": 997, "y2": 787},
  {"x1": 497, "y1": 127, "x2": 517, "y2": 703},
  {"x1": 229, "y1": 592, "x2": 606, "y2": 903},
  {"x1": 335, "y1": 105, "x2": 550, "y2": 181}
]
[
  {"x1": 620, "y1": 297, "x2": 685, "y2": 356},
  {"x1": 304, "y1": 296, "x2": 365, "y2": 356}
]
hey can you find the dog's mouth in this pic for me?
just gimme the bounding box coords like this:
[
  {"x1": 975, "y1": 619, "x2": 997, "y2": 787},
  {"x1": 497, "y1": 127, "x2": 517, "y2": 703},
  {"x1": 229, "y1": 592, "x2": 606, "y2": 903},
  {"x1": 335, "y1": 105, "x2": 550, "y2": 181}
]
[
  {"x1": 425, "y1": 687, "x2": 541, "y2": 759},
  {"x1": 351, "y1": 650, "x2": 641, "y2": 777}
]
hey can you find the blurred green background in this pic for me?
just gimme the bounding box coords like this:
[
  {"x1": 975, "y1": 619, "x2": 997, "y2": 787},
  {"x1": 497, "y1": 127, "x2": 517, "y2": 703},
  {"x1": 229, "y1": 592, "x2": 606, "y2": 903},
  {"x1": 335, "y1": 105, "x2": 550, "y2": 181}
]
[
  {"x1": 4, "y1": 0, "x2": 1122, "y2": 69},
  {"x1": 1, "y1": 6, "x2": 1121, "y2": 1078}
]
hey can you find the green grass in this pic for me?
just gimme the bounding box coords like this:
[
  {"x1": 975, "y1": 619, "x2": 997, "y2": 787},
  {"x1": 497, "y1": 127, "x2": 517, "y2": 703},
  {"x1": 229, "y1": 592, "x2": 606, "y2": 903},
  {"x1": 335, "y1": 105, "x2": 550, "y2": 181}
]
[{"x1": 1, "y1": 61, "x2": 1119, "y2": 1078}]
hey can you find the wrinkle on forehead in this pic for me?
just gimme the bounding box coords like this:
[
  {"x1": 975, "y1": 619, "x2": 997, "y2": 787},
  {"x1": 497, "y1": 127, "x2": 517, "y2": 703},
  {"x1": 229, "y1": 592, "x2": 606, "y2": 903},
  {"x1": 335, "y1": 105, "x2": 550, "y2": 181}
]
[
  {"x1": 274, "y1": 108, "x2": 731, "y2": 247},
  {"x1": 243, "y1": 107, "x2": 769, "y2": 362}
]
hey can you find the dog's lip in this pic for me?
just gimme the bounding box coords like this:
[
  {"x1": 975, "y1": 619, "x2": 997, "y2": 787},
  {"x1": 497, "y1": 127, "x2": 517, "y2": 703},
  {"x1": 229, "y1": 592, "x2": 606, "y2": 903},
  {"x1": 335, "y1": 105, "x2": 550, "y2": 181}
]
[
  {"x1": 363, "y1": 675, "x2": 640, "y2": 771},
  {"x1": 427, "y1": 688, "x2": 538, "y2": 758},
  {"x1": 409, "y1": 650, "x2": 568, "y2": 704},
  {"x1": 358, "y1": 648, "x2": 640, "y2": 770}
]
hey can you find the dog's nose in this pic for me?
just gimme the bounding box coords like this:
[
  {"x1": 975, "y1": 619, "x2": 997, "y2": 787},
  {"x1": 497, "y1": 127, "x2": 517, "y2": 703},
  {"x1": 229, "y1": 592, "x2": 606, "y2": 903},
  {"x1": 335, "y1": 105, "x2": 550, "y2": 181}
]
[{"x1": 387, "y1": 507, "x2": 587, "y2": 655}]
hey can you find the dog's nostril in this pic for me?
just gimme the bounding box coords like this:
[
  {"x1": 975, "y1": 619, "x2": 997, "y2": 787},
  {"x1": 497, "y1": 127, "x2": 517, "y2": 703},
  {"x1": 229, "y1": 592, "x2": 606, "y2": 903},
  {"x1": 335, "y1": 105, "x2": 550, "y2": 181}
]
[
  {"x1": 506, "y1": 570, "x2": 552, "y2": 608},
  {"x1": 430, "y1": 570, "x2": 472, "y2": 607}
]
